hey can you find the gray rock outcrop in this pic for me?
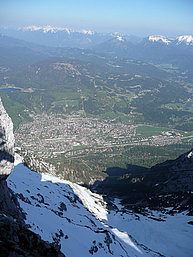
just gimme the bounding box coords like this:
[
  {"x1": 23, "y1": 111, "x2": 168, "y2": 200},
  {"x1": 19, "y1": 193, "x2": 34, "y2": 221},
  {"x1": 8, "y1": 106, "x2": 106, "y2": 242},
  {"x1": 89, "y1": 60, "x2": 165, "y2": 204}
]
[
  {"x1": 0, "y1": 97, "x2": 23, "y2": 220},
  {"x1": 0, "y1": 97, "x2": 14, "y2": 179}
]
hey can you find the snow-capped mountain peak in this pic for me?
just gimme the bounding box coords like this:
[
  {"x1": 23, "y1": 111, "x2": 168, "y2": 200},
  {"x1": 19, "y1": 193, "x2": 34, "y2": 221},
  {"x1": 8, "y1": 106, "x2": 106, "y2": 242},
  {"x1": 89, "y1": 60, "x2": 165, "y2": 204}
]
[
  {"x1": 21, "y1": 25, "x2": 72, "y2": 34},
  {"x1": 20, "y1": 25, "x2": 95, "y2": 36},
  {"x1": 148, "y1": 35, "x2": 171, "y2": 45},
  {"x1": 79, "y1": 29, "x2": 94, "y2": 35},
  {"x1": 116, "y1": 35, "x2": 124, "y2": 41},
  {"x1": 177, "y1": 35, "x2": 193, "y2": 45}
]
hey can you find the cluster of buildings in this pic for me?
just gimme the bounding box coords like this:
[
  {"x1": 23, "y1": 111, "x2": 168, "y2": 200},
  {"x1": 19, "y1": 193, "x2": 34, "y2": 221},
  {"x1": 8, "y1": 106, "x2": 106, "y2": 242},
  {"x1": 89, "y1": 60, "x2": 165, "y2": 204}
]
[
  {"x1": 15, "y1": 114, "x2": 190, "y2": 161},
  {"x1": 15, "y1": 114, "x2": 135, "y2": 159}
]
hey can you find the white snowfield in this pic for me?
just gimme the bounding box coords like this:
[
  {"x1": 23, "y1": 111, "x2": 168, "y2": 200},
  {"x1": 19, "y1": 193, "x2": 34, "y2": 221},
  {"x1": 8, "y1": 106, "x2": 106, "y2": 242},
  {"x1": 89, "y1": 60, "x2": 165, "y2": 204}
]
[
  {"x1": 7, "y1": 160, "x2": 193, "y2": 257},
  {"x1": 149, "y1": 35, "x2": 171, "y2": 45},
  {"x1": 177, "y1": 35, "x2": 193, "y2": 45},
  {"x1": 116, "y1": 36, "x2": 124, "y2": 42},
  {"x1": 148, "y1": 34, "x2": 193, "y2": 46},
  {"x1": 21, "y1": 25, "x2": 94, "y2": 35}
]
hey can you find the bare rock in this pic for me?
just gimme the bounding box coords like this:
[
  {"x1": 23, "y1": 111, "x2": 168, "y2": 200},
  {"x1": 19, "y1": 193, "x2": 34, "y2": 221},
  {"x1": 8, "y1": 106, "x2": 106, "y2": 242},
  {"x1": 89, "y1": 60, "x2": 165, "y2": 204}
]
[{"x1": 0, "y1": 98, "x2": 15, "y2": 179}]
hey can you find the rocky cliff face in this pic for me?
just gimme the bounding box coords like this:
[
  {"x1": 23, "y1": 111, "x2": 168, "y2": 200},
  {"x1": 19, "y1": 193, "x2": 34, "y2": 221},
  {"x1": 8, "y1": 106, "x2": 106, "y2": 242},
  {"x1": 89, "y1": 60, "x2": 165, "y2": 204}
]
[
  {"x1": 0, "y1": 97, "x2": 19, "y2": 219},
  {"x1": 0, "y1": 98, "x2": 15, "y2": 179},
  {"x1": 171, "y1": 148, "x2": 193, "y2": 171},
  {"x1": 0, "y1": 98, "x2": 65, "y2": 256}
]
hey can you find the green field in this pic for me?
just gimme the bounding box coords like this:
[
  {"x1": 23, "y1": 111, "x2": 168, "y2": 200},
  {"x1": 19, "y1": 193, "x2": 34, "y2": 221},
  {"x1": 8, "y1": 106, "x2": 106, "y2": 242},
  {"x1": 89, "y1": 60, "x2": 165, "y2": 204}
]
[{"x1": 136, "y1": 125, "x2": 169, "y2": 137}]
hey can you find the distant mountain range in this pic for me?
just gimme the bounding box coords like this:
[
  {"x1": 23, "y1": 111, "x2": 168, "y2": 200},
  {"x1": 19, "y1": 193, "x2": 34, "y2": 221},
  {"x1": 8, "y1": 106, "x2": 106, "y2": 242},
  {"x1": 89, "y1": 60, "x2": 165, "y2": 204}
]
[
  {"x1": 147, "y1": 35, "x2": 193, "y2": 46},
  {"x1": 1, "y1": 26, "x2": 193, "y2": 73},
  {"x1": 0, "y1": 31, "x2": 193, "y2": 131},
  {"x1": 93, "y1": 34, "x2": 193, "y2": 70},
  {"x1": 0, "y1": 25, "x2": 113, "y2": 48},
  {"x1": 0, "y1": 26, "x2": 193, "y2": 256},
  {"x1": 1, "y1": 25, "x2": 192, "y2": 48}
]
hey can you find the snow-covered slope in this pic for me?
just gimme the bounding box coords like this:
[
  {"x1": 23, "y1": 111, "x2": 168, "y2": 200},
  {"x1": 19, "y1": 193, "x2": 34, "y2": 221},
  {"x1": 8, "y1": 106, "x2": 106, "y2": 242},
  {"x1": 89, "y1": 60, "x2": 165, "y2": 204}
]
[
  {"x1": 177, "y1": 35, "x2": 193, "y2": 46},
  {"x1": 21, "y1": 25, "x2": 95, "y2": 35},
  {"x1": 22, "y1": 25, "x2": 71, "y2": 34},
  {"x1": 148, "y1": 35, "x2": 193, "y2": 46},
  {"x1": 148, "y1": 35, "x2": 171, "y2": 45},
  {"x1": 7, "y1": 159, "x2": 193, "y2": 257},
  {"x1": 8, "y1": 162, "x2": 147, "y2": 257}
]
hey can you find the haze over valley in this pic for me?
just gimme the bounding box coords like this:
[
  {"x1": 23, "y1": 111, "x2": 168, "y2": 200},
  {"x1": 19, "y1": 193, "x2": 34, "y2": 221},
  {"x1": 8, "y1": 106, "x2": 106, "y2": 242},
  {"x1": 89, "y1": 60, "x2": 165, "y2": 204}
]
[
  {"x1": 0, "y1": 1, "x2": 193, "y2": 256},
  {"x1": 0, "y1": 26, "x2": 193, "y2": 184}
]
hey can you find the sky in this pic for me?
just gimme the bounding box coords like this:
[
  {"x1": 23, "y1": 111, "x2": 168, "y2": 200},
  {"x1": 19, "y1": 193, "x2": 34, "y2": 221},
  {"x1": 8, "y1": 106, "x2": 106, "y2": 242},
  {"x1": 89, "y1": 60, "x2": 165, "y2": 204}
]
[{"x1": 0, "y1": 0, "x2": 193, "y2": 36}]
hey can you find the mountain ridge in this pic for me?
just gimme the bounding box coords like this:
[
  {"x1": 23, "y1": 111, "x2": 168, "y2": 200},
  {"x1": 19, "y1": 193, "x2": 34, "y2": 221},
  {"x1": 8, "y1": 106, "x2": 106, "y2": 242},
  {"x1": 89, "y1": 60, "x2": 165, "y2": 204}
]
[
  {"x1": 92, "y1": 149, "x2": 193, "y2": 215},
  {"x1": 1, "y1": 26, "x2": 193, "y2": 48}
]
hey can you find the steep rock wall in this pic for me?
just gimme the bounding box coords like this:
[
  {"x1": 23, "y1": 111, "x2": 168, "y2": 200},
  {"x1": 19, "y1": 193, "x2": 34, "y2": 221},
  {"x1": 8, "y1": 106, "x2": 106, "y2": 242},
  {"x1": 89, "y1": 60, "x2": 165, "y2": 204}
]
[
  {"x1": 0, "y1": 97, "x2": 24, "y2": 220},
  {"x1": 0, "y1": 98, "x2": 14, "y2": 179}
]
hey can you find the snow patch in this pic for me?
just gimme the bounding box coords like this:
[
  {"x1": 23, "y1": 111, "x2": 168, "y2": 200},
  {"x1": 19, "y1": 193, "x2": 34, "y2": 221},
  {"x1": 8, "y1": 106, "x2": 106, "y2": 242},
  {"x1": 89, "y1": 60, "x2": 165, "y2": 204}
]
[
  {"x1": 187, "y1": 151, "x2": 193, "y2": 158},
  {"x1": 116, "y1": 35, "x2": 124, "y2": 41},
  {"x1": 177, "y1": 35, "x2": 193, "y2": 45},
  {"x1": 41, "y1": 172, "x2": 108, "y2": 221},
  {"x1": 112, "y1": 228, "x2": 142, "y2": 253},
  {"x1": 21, "y1": 25, "x2": 94, "y2": 35},
  {"x1": 149, "y1": 35, "x2": 171, "y2": 45},
  {"x1": 14, "y1": 153, "x2": 23, "y2": 166},
  {"x1": 80, "y1": 30, "x2": 94, "y2": 35},
  {"x1": 22, "y1": 25, "x2": 71, "y2": 34}
]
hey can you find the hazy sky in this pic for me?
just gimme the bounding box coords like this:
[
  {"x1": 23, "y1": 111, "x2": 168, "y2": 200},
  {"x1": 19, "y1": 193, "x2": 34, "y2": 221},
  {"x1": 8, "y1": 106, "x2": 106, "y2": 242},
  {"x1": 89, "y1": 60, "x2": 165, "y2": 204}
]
[{"x1": 1, "y1": 0, "x2": 193, "y2": 36}]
